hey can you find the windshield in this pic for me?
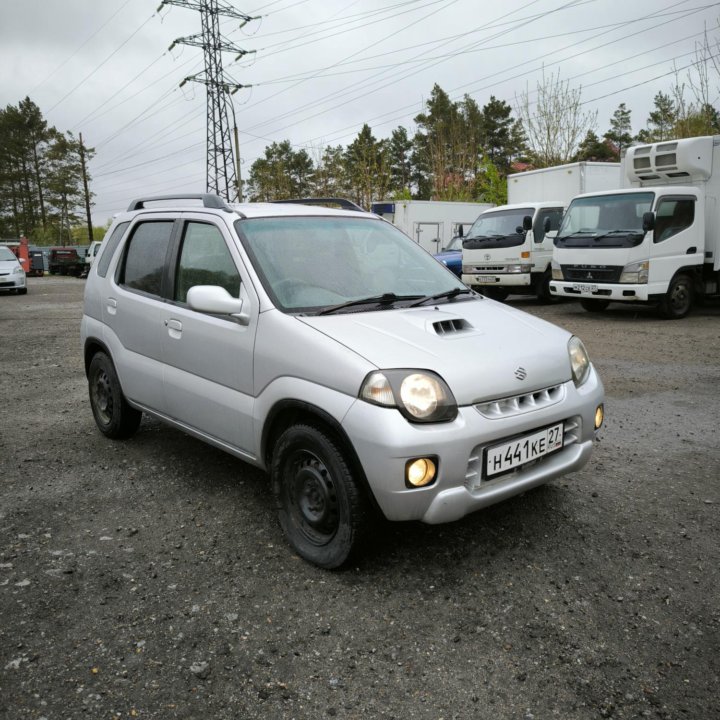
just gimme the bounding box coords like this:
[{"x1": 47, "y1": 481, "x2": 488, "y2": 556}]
[
  {"x1": 463, "y1": 208, "x2": 532, "y2": 249},
  {"x1": 442, "y1": 235, "x2": 463, "y2": 252},
  {"x1": 236, "y1": 216, "x2": 466, "y2": 313},
  {"x1": 0, "y1": 247, "x2": 17, "y2": 261},
  {"x1": 556, "y1": 193, "x2": 653, "y2": 248}
]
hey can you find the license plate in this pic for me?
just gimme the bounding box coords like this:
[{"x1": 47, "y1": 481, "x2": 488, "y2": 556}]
[
  {"x1": 484, "y1": 423, "x2": 564, "y2": 478},
  {"x1": 572, "y1": 283, "x2": 598, "y2": 293},
  {"x1": 478, "y1": 275, "x2": 496, "y2": 283}
]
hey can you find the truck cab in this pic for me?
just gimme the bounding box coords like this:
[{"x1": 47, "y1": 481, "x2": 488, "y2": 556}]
[
  {"x1": 461, "y1": 202, "x2": 563, "y2": 301},
  {"x1": 550, "y1": 136, "x2": 720, "y2": 319}
]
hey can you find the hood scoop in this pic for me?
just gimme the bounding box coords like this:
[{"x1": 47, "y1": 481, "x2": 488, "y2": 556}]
[{"x1": 432, "y1": 318, "x2": 472, "y2": 335}]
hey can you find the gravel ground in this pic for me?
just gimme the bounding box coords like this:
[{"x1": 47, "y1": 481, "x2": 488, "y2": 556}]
[{"x1": 1, "y1": 277, "x2": 719, "y2": 720}]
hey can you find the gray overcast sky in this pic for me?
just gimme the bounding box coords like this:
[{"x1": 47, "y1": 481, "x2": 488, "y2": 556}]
[{"x1": 1, "y1": 0, "x2": 719, "y2": 226}]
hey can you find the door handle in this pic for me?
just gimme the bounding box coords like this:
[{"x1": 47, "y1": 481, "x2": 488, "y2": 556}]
[
  {"x1": 165, "y1": 318, "x2": 183, "y2": 339},
  {"x1": 686, "y1": 247, "x2": 697, "y2": 254}
]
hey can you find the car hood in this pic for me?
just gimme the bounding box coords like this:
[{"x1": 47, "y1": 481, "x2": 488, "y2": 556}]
[
  {"x1": 298, "y1": 298, "x2": 574, "y2": 404},
  {"x1": 0, "y1": 259, "x2": 20, "y2": 271}
]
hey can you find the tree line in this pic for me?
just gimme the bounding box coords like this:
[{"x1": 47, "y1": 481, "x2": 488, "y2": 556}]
[
  {"x1": 0, "y1": 97, "x2": 95, "y2": 244},
  {"x1": 2, "y1": 42, "x2": 719, "y2": 243}
]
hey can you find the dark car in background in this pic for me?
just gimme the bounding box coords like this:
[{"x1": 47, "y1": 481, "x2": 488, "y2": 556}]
[
  {"x1": 433, "y1": 234, "x2": 462, "y2": 277},
  {"x1": 48, "y1": 247, "x2": 85, "y2": 276}
]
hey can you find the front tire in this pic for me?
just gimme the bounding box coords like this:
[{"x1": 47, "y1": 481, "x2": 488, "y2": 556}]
[
  {"x1": 580, "y1": 298, "x2": 610, "y2": 313},
  {"x1": 658, "y1": 274, "x2": 693, "y2": 319},
  {"x1": 271, "y1": 424, "x2": 369, "y2": 569},
  {"x1": 88, "y1": 352, "x2": 142, "y2": 439},
  {"x1": 535, "y1": 271, "x2": 553, "y2": 303}
]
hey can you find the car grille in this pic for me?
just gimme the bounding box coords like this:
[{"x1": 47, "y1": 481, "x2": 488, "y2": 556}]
[
  {"x1": 464, "y1": 415, "x2": 581, "y2": 492},
  {"x1": 561, "y1": 265, "x2": 623, "y2": 282},
  {"x1": 474, "y1": 384, "x2": 564, "y2": 418}
]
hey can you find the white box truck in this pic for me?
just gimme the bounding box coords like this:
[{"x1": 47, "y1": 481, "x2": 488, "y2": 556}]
[
  {"x1": 462, "y1": 162, "x2": 620, "y2": 301},
  {"x1": 549, "y1": 135, "x2": 720, "y2": 318},
  {"x1": 371, "y1": 200, "x2": 493, "y2": 253}
]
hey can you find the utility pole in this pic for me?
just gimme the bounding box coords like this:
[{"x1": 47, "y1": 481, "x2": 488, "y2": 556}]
[
  {"x1": 79, "y1": 133, "x2": 94, "y2": 242},
  {"x1": 160, "y1": 0, "x2": 256, "y2": 202}
]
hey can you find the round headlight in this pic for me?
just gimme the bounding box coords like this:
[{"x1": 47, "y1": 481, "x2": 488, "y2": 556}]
[
  {"x1": 568, "y1": 336, "x2": 590, "y2": 386},
  {"x1": 400, "y1": 373, "x2": 443, "y2": 419}
]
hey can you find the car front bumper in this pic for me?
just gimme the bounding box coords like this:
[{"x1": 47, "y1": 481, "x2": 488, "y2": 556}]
[
  {"x1": 462, "y1": 272, "x2": 532, "y2": 288},
  {"x1": 550, "y1": 281, "x2": 653, "y2": 302},
  {"x1": 0, "y1": 273, "x2": 26, "y2": 291},
  {"x1": 342, "y1": 367, "x2": 604, "y2": 524}
]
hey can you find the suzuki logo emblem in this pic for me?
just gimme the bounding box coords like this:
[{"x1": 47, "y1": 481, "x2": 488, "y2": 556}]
[{"x1": 515, "y1": 367, "x2": 527, "y2": 381}]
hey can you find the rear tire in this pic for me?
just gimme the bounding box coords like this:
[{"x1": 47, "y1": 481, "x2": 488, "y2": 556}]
[
  {"x1": 580, "y1": 298, "x2": 610, "y2": 313},
  {"x1": 271, "y1": 424, "x2": 369, "y2": 569},
  {"x1": 658, "y1": 274, "x2": 693, "y2": 319},
  {"x1": 88, "y1": 352, "x2": 142, "y2": 439}
]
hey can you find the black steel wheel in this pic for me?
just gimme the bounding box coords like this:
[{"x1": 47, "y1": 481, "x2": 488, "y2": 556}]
[
  {"x1": 658, "y1": 274, "x2": 693, "y2": 319},
  {"x1": 88, "y1": 352, "x2": 142, "y2": 439},
  {"x1": 271, "y1": 424, "x2": 369, "y2": 569}
]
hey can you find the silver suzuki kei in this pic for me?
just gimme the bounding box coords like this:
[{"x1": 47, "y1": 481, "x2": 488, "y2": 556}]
[{"x1": 81, "y1": 195, "x2": 604, "y2": 568}]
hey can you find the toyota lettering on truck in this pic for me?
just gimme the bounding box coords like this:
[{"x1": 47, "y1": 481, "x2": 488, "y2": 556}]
[
  {"x1": 550, "y1": 135, "x2": 720, "y2": 319},
  {"x1": 81, "y1": 193, "x2": 605, "y2": 569}
]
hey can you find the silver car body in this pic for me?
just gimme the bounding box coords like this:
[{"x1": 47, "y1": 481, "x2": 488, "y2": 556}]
[
  {"x1": 0, "y1": 247, "x2": 27, "y2": 293},
  {"x1": 81, "y1": 200, "x2": 603, "y2": 526}
]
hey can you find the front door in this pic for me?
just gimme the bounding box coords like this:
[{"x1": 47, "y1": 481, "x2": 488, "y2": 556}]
[{"x1": 160, "y1": 218, "x2": 258, "y2": 457}]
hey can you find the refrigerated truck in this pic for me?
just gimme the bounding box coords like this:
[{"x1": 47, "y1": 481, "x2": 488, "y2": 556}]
[
  {"x1": 462, "y1": 162, "x2": 620, "y2": 301},
  {"x1": 370, "y1": 200, "x2": 494, "y2": 254},
  {"x1": 549, "y1": 135, "x2": 720, "y2": 318}
]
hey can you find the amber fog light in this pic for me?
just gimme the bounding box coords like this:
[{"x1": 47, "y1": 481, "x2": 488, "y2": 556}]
[
  {"x1": 406, "y1": 458, "x2": 437, "y2": 488},
  {"x1": 595, "y1": 404, "x2": 605, "y2": 430}
]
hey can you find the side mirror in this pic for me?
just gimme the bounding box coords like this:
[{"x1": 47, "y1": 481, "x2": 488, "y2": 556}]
[
  {"x1": 187, "y1": 285, "x2": 249, "y2": 325},
  {"x1": 523, "y1": 215, "x2": 533, "y2": 231},
  {"x1": 642, "y1": 211, "x2": 655, "y2": 232}
]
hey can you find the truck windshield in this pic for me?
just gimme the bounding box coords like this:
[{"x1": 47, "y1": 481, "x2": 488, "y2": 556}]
[
  {"x1": 462, "y1": 208, "x2": 533, "y2": 249},
  {"x1": 555, "y1": 192, "x2": 653, "y2": 248}
]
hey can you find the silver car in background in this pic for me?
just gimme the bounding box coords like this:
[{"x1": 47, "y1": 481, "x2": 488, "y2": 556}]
[
  {"x1": 0, "y1": 246, "x2": 27, "y2": 295},
  {"x1": 81, "y1": 195, "x2": 604, "y2": 568}
]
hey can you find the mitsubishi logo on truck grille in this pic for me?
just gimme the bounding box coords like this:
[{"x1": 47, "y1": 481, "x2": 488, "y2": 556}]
[{"x1": 515, "y1": 367, "x2": 527, "y2": 381}]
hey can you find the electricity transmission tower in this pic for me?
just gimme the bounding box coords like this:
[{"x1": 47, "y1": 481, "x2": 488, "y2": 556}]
[{"x1": 160, "y1": 0, "x2": 256, "y2": 201}]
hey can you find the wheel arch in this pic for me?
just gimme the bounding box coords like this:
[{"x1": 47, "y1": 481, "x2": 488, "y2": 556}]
[
  {"x1": 83, "y1": 337, "x2": 113, "y2": 378},
  {"x1": 261, "y1": 399, "x2": 379, "y2": 513}
]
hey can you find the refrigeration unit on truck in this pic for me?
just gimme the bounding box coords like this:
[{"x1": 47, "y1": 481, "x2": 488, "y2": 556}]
[
  {"x1": 371, "y1": 200, "x2": 493, "y2": 254},
  {"x1": 549, "y1": 135, "x2": 720, "y2": 319},
  {"x1": 462, "y1": 162, "x2": 620, "y2": 301}
]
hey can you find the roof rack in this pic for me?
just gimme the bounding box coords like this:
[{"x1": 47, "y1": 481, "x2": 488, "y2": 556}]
[
  {"x1": 126, "y1": 194, "x2": 234, "y2": 212},
  {"x1": 270, "y1": 197, "x2": 367, "y2": 213}
]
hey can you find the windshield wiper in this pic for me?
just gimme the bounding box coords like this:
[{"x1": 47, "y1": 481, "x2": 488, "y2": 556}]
[
  {"x1": 409, "y1": 287, "x2": 473, "y2": 307},
  {"x1": 317, "y1": 292, "x2": 423, "y2": 315},
  {"x1": 592, "y1": 229, "x2": 644, "y2": 240}
]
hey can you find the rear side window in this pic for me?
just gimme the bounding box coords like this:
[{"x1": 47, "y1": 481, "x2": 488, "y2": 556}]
[
  {"x1": 120, "y1": 221, "x2": 174, "y2": 297},
  {"x1": 174, "y1": 222, "x2": 240, "y2": 303},
  {"x1": 97, "y1": 222, "x2": 130, "y2": 278}
]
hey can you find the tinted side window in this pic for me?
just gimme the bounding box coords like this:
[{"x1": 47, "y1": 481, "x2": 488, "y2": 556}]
[
  {"x1": 120, "y1": 221, "x2": 174, "y2": 296},
  {"x1": 174, "y1": 222, "x2": 240, "y2": 303},
  {"x1": 654, "y1": 198, "x2": 695, "y2": 243},
  {"x1": 97, "y1": 222, "x2": 130, "y2": 278}
]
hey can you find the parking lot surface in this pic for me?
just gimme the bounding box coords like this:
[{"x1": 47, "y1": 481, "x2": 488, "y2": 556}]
[{"x1": 1, "y1": 277, "x2": 719, "y2": 719}]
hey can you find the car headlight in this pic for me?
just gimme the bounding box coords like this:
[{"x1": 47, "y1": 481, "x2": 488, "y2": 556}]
[
  {"x1": 551, "y1": 260, "x2": 563, "y2": 280},
  {"x1": 12, "y1": 266, "x2": 25, "y2": 275},
  {"x1": 619, "y1": 260, "x2": 649, "y2": 284},
  {"x1": 568, "y1": 336, "x2": 591, "y2": 387},
  {"x1": 505, "y1": 264, "x2": 532, "y2": 273},
  {"x1": 360, "y1": 370, "x2": 458, "y2": 423}
]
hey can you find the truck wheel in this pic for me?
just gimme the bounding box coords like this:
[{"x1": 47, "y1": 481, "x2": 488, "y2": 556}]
[
  {"x1": 271, "y1": 424, "x2": 369, "y2": 569},
  {"x1": 482, "y1": 287, "x2": 509, "y2": 302},
  {"x1": 536, "y1": 271, "x2": 553, "y2": 303},
  {"x1": 580, "y1": 299, "x2": 610, "y2": 313},
  {"x1": 658, "y1": 274, "x2": 693, "y2": 319},
  {"x1": 88, "y1": 352, "x2": 142, "y2": 439}
]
